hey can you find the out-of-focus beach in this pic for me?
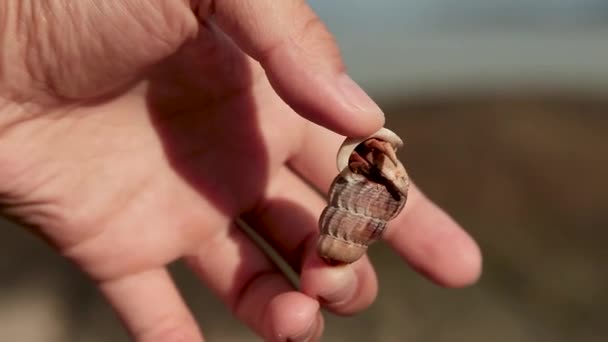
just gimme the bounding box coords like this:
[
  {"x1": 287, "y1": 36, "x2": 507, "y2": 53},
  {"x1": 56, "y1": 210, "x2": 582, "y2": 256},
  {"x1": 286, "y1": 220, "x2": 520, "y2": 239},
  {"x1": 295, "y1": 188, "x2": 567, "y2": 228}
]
[{"x1": 1, "y1": 1, "x2": 607, "y2": 341}]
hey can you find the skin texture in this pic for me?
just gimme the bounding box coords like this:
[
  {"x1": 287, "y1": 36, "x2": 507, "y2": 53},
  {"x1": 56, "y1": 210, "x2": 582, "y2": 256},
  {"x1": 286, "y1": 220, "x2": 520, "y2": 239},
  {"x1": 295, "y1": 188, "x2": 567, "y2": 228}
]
[{"x1": 0, "y1": 1, "x2": 482, "y2": 341}]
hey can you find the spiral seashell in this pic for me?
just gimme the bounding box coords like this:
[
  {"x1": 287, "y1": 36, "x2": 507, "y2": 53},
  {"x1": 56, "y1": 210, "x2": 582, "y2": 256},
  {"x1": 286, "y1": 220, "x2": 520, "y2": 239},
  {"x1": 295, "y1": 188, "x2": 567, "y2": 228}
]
[{"x1": 317, "y1": 128, "x2": 409, "y2": 264}]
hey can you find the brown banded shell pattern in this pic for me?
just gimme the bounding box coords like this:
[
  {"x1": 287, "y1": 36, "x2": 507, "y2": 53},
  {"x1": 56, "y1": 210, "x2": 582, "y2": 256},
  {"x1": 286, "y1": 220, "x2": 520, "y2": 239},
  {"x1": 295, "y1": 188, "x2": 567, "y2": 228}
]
[{"x1": 317, "y1": 128, "x2": 409, "y2": 264}]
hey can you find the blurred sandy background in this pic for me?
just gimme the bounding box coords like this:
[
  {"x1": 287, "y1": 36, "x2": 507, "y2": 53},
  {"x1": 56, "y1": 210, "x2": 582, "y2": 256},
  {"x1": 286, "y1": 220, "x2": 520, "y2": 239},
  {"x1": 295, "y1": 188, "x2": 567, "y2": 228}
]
[{"x1": 2, "y1": 1, "x2": 607, "y2": 341}]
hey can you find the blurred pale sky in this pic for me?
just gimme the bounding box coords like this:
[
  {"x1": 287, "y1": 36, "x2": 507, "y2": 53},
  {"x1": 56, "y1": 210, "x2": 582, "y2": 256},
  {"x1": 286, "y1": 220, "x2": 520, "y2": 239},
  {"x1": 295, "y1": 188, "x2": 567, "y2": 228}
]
[{"x1": 308, "y1": 1, "x2": 608, "y2": 95}]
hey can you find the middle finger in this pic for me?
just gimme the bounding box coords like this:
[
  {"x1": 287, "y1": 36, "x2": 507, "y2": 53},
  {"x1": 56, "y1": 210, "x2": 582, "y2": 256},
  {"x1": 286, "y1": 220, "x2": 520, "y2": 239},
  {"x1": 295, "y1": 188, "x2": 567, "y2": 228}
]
[{"x1": 289, "y1": 124, "x2": 482, "y2": 287}]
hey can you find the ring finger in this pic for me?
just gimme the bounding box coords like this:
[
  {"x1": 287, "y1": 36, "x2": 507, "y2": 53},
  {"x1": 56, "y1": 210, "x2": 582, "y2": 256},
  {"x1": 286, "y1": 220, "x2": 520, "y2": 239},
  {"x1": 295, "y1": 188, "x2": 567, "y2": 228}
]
[{"x1": 241, "y1": 166, "x2": 379, "y2": 314}]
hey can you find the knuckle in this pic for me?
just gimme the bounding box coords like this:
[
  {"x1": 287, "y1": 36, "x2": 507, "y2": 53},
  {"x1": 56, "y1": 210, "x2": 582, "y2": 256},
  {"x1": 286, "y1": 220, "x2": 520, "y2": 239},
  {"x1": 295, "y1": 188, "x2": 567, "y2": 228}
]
[{"x1": 290, "y1": 6, "x2": 331, "y2": 44}]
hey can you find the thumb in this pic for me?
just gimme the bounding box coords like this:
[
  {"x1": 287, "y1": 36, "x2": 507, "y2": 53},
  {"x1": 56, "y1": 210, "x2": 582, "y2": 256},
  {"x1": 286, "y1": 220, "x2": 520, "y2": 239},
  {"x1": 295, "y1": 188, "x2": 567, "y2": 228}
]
[{"x1": 202, "y1": 0, "x2": 385, "y2": 137}]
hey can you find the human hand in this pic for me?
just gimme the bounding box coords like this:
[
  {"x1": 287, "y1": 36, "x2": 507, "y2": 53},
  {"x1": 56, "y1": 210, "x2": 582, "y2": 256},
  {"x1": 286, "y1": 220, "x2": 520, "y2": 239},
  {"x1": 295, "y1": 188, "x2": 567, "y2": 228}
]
[{"x1": 0, "y1": 1, "x2": 481, "y2": 341}]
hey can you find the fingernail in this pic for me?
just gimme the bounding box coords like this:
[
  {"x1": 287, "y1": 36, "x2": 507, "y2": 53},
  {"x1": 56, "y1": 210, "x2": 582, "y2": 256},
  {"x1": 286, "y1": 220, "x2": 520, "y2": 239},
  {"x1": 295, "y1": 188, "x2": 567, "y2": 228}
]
[
  {"x1": 316, "y1": 265, "x2": 357, "y2": 307},
  {"x1": 288, "y1": 314, "x2": 321, "y2": 342},
  {"x1": 338, "y1": 74, "x2": 384, "y2": 115}
]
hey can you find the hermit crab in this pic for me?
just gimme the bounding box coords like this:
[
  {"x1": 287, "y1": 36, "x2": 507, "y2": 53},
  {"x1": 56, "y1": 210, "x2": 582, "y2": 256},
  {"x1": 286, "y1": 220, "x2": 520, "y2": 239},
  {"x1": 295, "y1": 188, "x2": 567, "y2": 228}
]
[{"x1": 317, "y1": 128, "x2": 409, "y2": 264}]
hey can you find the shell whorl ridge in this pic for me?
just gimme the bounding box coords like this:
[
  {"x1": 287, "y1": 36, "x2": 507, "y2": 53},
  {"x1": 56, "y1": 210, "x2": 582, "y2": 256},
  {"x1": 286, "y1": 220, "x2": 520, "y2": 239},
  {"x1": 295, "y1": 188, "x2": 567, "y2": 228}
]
[{"x1": 317, "y1": 128, "x2": 409, "y2": 264}]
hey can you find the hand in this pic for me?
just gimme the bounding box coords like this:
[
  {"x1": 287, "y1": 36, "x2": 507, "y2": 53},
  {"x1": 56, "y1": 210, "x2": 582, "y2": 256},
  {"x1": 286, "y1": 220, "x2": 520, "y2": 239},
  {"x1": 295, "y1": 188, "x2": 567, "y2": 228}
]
[{"x1": 0, "y1": 1, "x2": 481, "y2": 341}]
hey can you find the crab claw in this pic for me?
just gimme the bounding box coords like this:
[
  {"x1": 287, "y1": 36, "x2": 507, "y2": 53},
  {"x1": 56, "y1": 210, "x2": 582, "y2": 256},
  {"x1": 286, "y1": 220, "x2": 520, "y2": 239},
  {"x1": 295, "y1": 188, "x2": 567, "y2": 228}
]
[{"x1": 364, "y1": 139, "x2": 399, "y2": 166}]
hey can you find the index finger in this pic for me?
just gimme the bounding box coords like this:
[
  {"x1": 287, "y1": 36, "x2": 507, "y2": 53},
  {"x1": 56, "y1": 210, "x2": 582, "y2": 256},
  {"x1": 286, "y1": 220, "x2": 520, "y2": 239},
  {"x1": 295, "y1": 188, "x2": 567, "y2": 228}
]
[{"x1": 209, "y1": 0, "x2": 385, "y2": 137}]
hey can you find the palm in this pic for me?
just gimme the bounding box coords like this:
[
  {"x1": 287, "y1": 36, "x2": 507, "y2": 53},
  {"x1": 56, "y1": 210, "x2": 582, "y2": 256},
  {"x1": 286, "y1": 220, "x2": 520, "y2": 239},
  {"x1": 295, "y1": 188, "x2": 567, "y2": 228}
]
[
  {"x1": 7, "y1": 40, "x2": 309, "y2": 278},
  {"x1": 2, "y1": 35, "x2": 337, "y2": 339}
]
